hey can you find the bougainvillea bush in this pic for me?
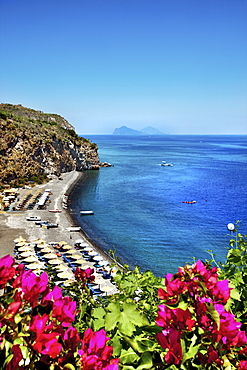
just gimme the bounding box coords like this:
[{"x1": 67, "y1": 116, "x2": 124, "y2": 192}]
[
  {"x1": 1, "y1": 230, "x2": 247, "y2": 369},
  {"x1": 0, "y1": 257, "x2": 118, "y2": 370}
]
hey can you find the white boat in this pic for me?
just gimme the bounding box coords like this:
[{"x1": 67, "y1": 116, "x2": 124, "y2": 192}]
[
  {"x1": 80, "y1": 210, "x2": 94, "y2": 215},
  {"x1": 66, "y1": 226, "x2": 81, "y2": 232},
  {"x1": 160, "y1": 161, "x2": 173, "y2": 167}
]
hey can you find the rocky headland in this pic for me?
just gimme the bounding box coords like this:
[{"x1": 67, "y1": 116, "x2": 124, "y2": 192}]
[{"x1": 0, "y1": 104, "x2": 111, "y2": 187}]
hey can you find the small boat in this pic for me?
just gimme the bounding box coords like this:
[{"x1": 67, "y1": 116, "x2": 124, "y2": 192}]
[
  {"x1": 182, "y1": 201, "x2": 197, "y2": 204},
  {"x1": 49, "y1": 209, "x2": 62, "y2": 213},
  {"x1": 80, "y1": 210, "x2": 94, "y2": 215},
  {"x1": 160, "y1": 161, "x2": 173, "y2": 166}
]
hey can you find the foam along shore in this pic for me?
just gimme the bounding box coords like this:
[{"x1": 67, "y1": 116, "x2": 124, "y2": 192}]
[{"x1": 0, "y1": 171, "x2": 119, "y2": 292}]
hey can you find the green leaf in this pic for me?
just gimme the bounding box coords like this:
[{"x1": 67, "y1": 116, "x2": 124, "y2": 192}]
[
  {"x1": 92, "y1": 318, "x2": 105, "y2": 331},
  {"x1": 14, "y1": 313, "x2": 22, "y2": 324},
  {"x1": 206, "y1": 303, "x2": 220, "y2": 330},
  {"x1": 105, "y1": 302, "x2": 147, "y2": 336},
  {"x1": 137, "y1": 352, "x2": 153, "y2": 369},
  {"x1": 230, "y1": 287, "x2": 241, "y2": 301},
  {"x1": 111, "y1": 335, "x2": 122, "y2": 357},
  {"x1": 63, "y1": 364, "x2": 76, "y2": 370},
  {"x1": 92, "y1": 306, "x2": 106, "y2": 319},
  {"x1": 120, "y1": 348, "x2": 139, "y2": 364}
]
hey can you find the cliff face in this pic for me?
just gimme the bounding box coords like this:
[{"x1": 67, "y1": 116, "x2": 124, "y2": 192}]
[{"x1": 0, "y1": 104, "x2": 104, "y2": 186}]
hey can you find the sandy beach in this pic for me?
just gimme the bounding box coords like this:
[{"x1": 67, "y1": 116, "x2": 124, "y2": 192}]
[{"x1": 0, "y1": 171, "x2": 115, "y2": 267}]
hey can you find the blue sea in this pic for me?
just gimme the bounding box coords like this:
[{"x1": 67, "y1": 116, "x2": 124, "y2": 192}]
[{"x1": 70, "y1": 135, "x2": 247, "y2": 277}]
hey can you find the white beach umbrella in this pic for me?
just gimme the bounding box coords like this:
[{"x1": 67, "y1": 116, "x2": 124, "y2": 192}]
[
  {"x1": 70, "y1": 254, "x2": 84, "y2": 260},
  {"x1": 93, "y1": 256, "x2": 103, "y2": 261},
  {"x1": 74, "y1": 239, "x2": 85, "y2": 244},
  {"x1": 83, "y1": 247, "x2": 92, "y2": 252},
  {"x1": 22, "y1": 256, "x2": 39, "y2": 263},
  {"x1": 15, "y1": 242, "x2": 27, "y2": 247},
  {"x1": 40, "y1": 247, "x2": 54, "y2": 253},
  {"x1": 48, "y1": 259, "x2": 63, "y2": 265},
  {"x1": 100, "y1": 285, "x2": 114, "y2": 295},
  {"x1": 64, "y1": 249, "x2": 78, "y2": 254},
  {"x1": 36, "y1": 243, "x2": 49, "y2": 249},
  {"x1": 55, "y1": 265, "x2": 70, "y2": 272},
  {"x1": 17, "y1": 246, "x2": 32, "y2": 252},
  {"x1": 97, "y1": 260, "x2": 109, "y2": 266},
  {"x1": 94, "y1": 277, "x2": 105, "y2": 285},
  {"x1": 57, "y1": 271, "x2": 74, "y2": 280},
  {"x1": 80, "y1": 265, "x2": 91, "y2": 270},
  {"x1": 19, "y1": 251, "x2": 35, "y2": 258},
  {"x1": 75, "y1": 259, "x2": 88, "y2": 265},
  {"x1": 88, "y1": 251, "x2": 98, "y2": 256},
  {"x1": 14, "y1": 237, "x2": 26, "y2": 243},
  {"x1": 26, "y1": 262, "x2": 44, "y2": 270},
  {"x1": 43, "y1": 253, "x2": 58, "y2": 259},
  {"x1": 33, "y1": 239, "x2": 46, "y2": 244}
]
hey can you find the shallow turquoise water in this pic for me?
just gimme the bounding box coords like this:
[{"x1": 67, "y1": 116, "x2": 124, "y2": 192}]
[{"x1": 70, "y1": 135, "x2": 247, "y2": 276}]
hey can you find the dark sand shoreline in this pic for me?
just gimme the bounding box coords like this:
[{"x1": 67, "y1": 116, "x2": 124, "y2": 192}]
[{"x1": 0, "y1": 171, "x2": 118, "y2": 267}]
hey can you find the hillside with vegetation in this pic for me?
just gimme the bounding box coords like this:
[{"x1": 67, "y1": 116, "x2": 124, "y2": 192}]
[{"x1": 0, "y1": 104, "x2": 102, "y2": 187}]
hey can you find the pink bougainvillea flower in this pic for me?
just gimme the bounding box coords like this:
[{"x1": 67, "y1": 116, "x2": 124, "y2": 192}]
[
  {"x1": 74, "y1": 267, "x2": 95, "y2": 284},
  {"x1": 52, "y1": 296, "x2": 77, "y2": 326},
  {"x1": 156, "y1": 328, "x2": 182, "y2": 365},
  {"x1": 21, "y1": 270, "x2": 49, "y2": 307},
  {"x1": 0, "y1": 255, "x2": 16, "y2": 289},
  {"x1": 42, "y1": 285, "x2": 63, "y2": 305},
  {"x1": 6, "y1": 344, "x2": 23, "y2": 370},
  {"x1": 32, "y1": 332, "x2": 62, "y2": 358},
  {"x1": 156, "y1": 304, "x2": 195, "y2": 332},
  {"x1": 63, "y1": 326, "x2": 80, "y2": 352},
  {"x1": 239, "y1": 360, "x2": 247, "y2": 370},
  {"x1": 29, "y1": 314, "x2": 62, "y2": 358},
  {"x1": 198, "y1": 346, "x2": 220, "y2": 365},
  {"x1": 79, "y1": 328, "x2": 119, "y2": 369},
  {"x1": 212, "y1": 280, "x2": 231, "y2": 304}
]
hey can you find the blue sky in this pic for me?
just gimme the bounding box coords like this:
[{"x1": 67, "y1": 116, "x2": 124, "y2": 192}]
[{"x1": 0, "y1": 0, "x2": 246, "y2": 135}]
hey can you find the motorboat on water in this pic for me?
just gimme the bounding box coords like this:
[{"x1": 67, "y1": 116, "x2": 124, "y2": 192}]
[
  {"x1": 160, "y1": 161, "x2": 173, "y2": 167},
  {"x1": 80, "y1": 210, "x2": 94, "y2": 215},
  {"x1": 182, "y1": 201, "x2": 197, "y2": 204}
]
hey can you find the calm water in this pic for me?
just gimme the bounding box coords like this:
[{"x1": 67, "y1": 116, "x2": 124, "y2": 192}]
[{"x1": 70, "y1": 135, "x2": 247, "y2": 276}]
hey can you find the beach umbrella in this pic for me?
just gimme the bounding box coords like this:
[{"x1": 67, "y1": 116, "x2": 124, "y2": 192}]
[
  {"x1": 94, "y1": 277, "x2": 105, "y2": 285},
  {"x1": 63, "y1": 280, "x2": 75, "y2": 286},
  {"x1": 74, "y1": 239, "x2": 85, "y2": 244},
  {"x1": 83, "y1": 247, "x2": 92, "y2": 252},
  {"x1": 97, "y1": 260, "x2": 109, "y2": 266},
  {"x1": 63, "y1": 249, "x2": 78, "y2": 254},
  {"x1": 75, "y1": 259, "x2": 88, "y2": 265},
  {"x1": 93, "y1": 256, "x2": 103, "y2": 261},
  {"x1": 14, "y1": 237, "x2": 26, "y2": 243},
  {"x1": 43, "y1": 253, "x2": 58, "y2": 259},
  {"x1": 33, "y1": 239, "x2": 46, "y2": 244},
  {"x1": 80, "y1": 265, "x2": 91, "y2": 270},
  {"x1": 48, "y1": 259, "x2": 63, "y2": 265},
  {"x1": 54, "y1": 265, "x2": 69, "y2": 272},
  {"x1": 88, "y1": 251, "x2": 98, "y2": 256},
  {"x1": 15, "y1": 242, "x2": 27, "y2": 247},
  {"x1": 22, "y1": 256, "x2": 39, "y2": 263},
  {"x1": 70, "y1": 254, "x2": 84, "y2": 260},
  {"x1": 57, "y1": 271, "x2": 74, "y2": 279},
  {"x1": 19, "y1": 251, "x2": 35, "y2": 257},
  {"x1": 40, "y1": 247, "x2": 54, "y2": 253},
  {"x1": 26, "y1": 262, "x2": 44, "y2": 270},
  {"x1": 100, "y1": 285, "x2": 114, "y2": 295},
  {"x1": 59, "y1": 241, "x2": 68, "y2": 246},
  {"x1": 17, "y1": 246, "x2": 32, "y2": 252}
]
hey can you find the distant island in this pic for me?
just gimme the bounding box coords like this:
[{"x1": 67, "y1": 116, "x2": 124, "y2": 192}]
[{"x1": 113, "y1": 125, "x2": 165, "y2": 135}]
